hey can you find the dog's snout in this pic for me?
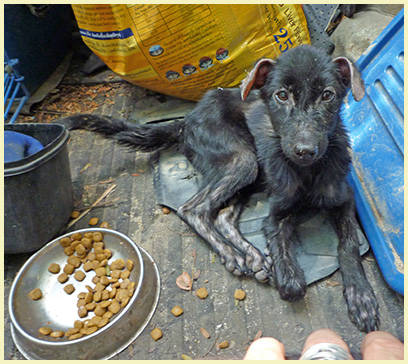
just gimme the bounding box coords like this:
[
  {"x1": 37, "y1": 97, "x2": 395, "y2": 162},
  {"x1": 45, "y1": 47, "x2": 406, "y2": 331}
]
[{"x1": 294, "y1": 143, "x2": 318, "y2": 159}]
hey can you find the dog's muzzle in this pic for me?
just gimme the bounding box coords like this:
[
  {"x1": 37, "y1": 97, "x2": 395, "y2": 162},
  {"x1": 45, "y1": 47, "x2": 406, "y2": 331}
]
[{"x1": 292, "y1": 142, "x2": 319, "y2": 166}]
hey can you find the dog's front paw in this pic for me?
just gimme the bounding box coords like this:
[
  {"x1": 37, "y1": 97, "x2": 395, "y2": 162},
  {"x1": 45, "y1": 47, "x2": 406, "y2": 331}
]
[
  {"x1": 273, "y1": 260, "x2": 307, "y2": 301},
  {"x1": 244, "y1": 246, "x2": 272, "y2": 282},
  {"x1": 344, "y1": 283, "x2": 380, "y2": 332},
  {"x1": 218, "y1": 246, "x2": 248, "y2": 276}
]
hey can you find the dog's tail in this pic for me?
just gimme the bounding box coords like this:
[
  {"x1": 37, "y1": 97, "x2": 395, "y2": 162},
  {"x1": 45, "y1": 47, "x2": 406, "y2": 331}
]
[{"x1": 58, "y1": 114, "x2": 184, "y2": 152}]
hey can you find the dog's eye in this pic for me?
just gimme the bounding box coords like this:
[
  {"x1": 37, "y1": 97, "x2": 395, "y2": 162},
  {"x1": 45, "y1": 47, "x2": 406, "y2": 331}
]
[
  {"x1": 322, "y1": 89, "x2": 335, "y2": 101},
  {"x1": 275, "y1": 90, "x2": 289, "y2": 102}
]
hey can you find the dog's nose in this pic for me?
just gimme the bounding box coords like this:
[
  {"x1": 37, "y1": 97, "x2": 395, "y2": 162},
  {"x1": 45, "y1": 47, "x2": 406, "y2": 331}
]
[{"x1": 294, "y1": 144, "x2": 317, "y2": 159}]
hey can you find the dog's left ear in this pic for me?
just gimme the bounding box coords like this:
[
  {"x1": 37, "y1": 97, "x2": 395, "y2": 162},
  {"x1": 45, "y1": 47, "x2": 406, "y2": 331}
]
[
  {"x1": 333, "y1": 57, "x2": 365, "y2": 101},
  {"x1": 240, "y1": 58, "x2": 276, "y2": 101}
]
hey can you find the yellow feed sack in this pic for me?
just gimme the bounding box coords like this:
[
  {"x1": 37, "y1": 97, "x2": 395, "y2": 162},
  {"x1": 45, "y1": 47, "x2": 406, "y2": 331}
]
[{"x1": 72, "y1": 4, "x2": 310, "y2": 101}]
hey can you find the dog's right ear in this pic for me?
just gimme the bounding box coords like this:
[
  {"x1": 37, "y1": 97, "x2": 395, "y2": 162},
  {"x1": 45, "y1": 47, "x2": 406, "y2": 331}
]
[{"x1": 240, "y1": 58, "x2": 276, "y2": 101}]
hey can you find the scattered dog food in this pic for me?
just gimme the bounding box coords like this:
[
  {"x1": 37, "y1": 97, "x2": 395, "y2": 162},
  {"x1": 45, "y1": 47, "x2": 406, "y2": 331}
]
[
  {"x1": 195, "y1": 287, "x2": 208, "y2": 299},
  {"x1": 234, "y1": 289, "x2": 246, "y2": 301},
  {"x1": 89, "y1": 217, "x2": 99, "y2": 226},
  {"x1": 28, "y1": 288, "x2": 43, "y2": 300},
  {"x1": 218, "y1": 340, "x2": 229, "y2": 349},
  {"x1": 162, "y1": 207, "x2": 171, "y2": 214},
  {"x1": 171, "y1": 305, "x2": 184, "y2": 317},
  {"x1": 181, "y1": 354, "x2": 193, "y2": 360},
  {"x1": 71, "y1": 211, "x2": 80, "y2": 219},
  {"x1": 151, "y1": 327, "x2": 163, "y2": 341},
  {"x1": 99, "y1": 221, "x2": 110, "y2": 228},
  {"x1": 48, "y1": 263, "x2": 61, "y2": 274}
]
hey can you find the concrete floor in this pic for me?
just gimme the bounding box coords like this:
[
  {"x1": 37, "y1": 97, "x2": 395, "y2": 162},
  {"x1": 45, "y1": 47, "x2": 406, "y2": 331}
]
[{"x1": 5, "y1": 5, "x2": 403, "y2": 360}]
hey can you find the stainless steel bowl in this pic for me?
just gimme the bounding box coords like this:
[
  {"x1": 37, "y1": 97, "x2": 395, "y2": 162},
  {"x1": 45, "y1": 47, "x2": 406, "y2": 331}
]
[{"x1": 9, "y1": 228, "x2": 160, "y2": 360}]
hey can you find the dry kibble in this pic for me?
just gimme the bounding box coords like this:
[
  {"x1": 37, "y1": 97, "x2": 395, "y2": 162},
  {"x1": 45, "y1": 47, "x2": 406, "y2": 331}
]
[
  {"x1": 96, "y1": 253, "x2": 106, "y2": 262},
  {"x1": 48, "y1": 263, "x2": 60, "y2": 274},
  {"x1": 181, "y1": 354, "x2": 193, "y2": 360},
  {"x1": 218, "y1": 341, "x2": 229, "y2": 349},
  {"x1": 200, "y1": 328, "x2": 211, "y2": 339},
  {"x1": 68, "y1": 256, "x2": 82, "y2": 268},
  {"x1": 171, "y1": 305, "x2": 184, "y2": 317},
  {"x1": 38, "y1": 327, "x2": 52, "y2": 335},
  {"x1": 71, "y1": 210, "x2": 80, "y2": 219},
  {"x1": 103, "y1": 311, "x2": 113, "y2": 319},
  {"x1": 84, "y1": 232, "x2": 94, "y2": 240},
  {"x1": 69, "y1": 333, "x2": 83, "y2": 340},
  {"x1": 95, "y1": 282, "x2": 106, "y2": 291},
  {"x1": 99, "y1": 300, "x2": 111, "y2": 308},
  {"x1": 89, "y1": 217, "x2": 99, "y2": 226},
  {"x1": 82, "y1": 326, "x2": 98, "y2": 335},
  {"x1": 95, "y1": 267, "x2": 106, "y2": 277},
  {"x1": 120, "y1": 270, "x2": 131, "y2": 280},
  {"x1": 77, "y1": 292, "x2": 86, "y2": 300},
  {"x1": 85, "y1": 292, "x2": 93, "y2": 304},
  {"x1": 110, "y1": 258, "x2": 125, "y2": 270},
  {"x1": 75, "y1": 244, "x2": 86, "y2": 256},
  {"x1": 83, "y1": 261, "x2": 93, "y2": 272},
  {"x1": 81, "y1": 238, "x2": 93, "y2": 250},
  {"x1": 60, "y1": 237, "x2": 71, "y2": 247},
  {"x1": 121, "y1": 297, "x2": 130, "y2": 308},
  {"x1": 151, "y1": 328, "x2": 163, "y2": 341},
  {"x1": 101, "y1": 290, "x2": 110, "y2": 301},
  {"x1": 78, "y1": 306, "x2": 87, "y2": 318},
  {"x1": 74, "y1": 270, "x2": 86, "y2": 282},
  {"x1": 104, "y1": 249, "x2": 112, "y2": 259},
  {"x1": 94, "y1": 242, "x2": 104, "y2": 250},
  {"x1": 234, "y1": 289, "x2": 246, "y2": 301},
  {"x1": 108, "y1": 299, "x2": 121, "y2": 314},
  {"x1": 94, "y1": 305, "x2": 106, "y2": 317},
  {"x1": 64, "y1": 284, "x2": 75, "y2": 295},
  {"x1": 63, "y1": 264, "x2": 75, "y2": 275},
  {"x1": 93, "y1": 232, "x2": 103, "y2": 242},
  {"x1": 57, "y1": 273, "x2": 69, "y2": 284},
  {"x1": 92, "y1": 276, "x2": 100, "y2": 284},
  {"x1": 71, "y1": 232, "x2": 82, "y2": 241},
  {"x1": 97, "y1": 317, "x2": 109, "y2": 328},
  {"x1": 126, "y1": 259, "x2": 134, "y2": 271},
  {"x1": 50, "y1": 330, "x2": 65, "y2": 338},
  {"x1": 120, "y1": 279, "x2": 130, "y2": 289},
  {"x1": 111, "y1": 270, "x2": 121, "y2": 279},
  {"x1": 64, "y1": 246, "x2": 74, "y2": 256},
  {"x1": 195, "y1": 287, "x2": 208, "y2": 299},
  {"x1": 85, "y1": 302, "x2": 96, "y2": 311},
  {"x1": 162, "y1": 206, "x2": 171, "y2": 214},
  {"x1": 98, "y1": 259, "x2": 108, "y2": 268},
  {"x1": 74, "y1": 320, "x2": 84, "y2": 329},
  {"x1": 93, "y1": 291, "x2": 102, "y2": 302},
  {"x1": 65, "y1": 328, "x2": 80, "y2": 337},
  {"x1": 71, "y1": 240, "x2": 81, "y2": 249},
  {"x1": 100, "y1": 276, "x2": 110, "y2": 285},
  {"x1": 109, "y1": 287, "x2": 117, "y2": 299},
  {"x1": 99, "y1": 221, "x2": 110, "y2": 228},
  {"x1": 28, "y1": 288, "x2": 43, "y2": 300}
]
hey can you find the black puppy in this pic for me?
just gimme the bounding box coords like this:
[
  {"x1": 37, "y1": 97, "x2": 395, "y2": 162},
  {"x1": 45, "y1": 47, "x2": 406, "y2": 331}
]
[{"x1": 61, "y1": 45, "x2": 379, "y2": 332}]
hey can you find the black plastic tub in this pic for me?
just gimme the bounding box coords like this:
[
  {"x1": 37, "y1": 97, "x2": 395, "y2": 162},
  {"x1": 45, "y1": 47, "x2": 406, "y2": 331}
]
[{"x1": 5, "y1": 124, "x2": 73, "y2": 254}]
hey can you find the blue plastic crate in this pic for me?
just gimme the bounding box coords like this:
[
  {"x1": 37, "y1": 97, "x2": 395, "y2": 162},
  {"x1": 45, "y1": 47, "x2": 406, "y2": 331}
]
[
  {"x1": 341, "y1": 10, "x2": 404, "y2": 294},
  {"x1": 4, "y1": 57, "x2": 30, "y2": 124}
]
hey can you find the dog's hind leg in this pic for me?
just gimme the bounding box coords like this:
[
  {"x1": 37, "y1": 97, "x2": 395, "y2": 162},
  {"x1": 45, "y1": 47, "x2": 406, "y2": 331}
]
[
  {"x1": 214, "y1": 200, "x2": 272, "y2": 282},
  {"x1": 177, "y1": 154, "x2": 258, "y2": 277},
  {"x1": 329, "y1": 192, "x2": 380, "y2": 332}
]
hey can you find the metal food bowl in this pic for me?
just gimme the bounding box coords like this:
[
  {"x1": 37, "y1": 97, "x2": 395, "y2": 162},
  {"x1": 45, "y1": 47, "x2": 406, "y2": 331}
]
[{"x1": 9, "y1": 228, "x2": 160, "y2": 360}]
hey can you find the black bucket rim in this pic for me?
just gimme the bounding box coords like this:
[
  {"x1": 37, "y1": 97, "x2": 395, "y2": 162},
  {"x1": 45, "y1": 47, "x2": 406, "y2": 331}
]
[{"x1": 5, "y1": 123, "x2": 69, "y2": 177}]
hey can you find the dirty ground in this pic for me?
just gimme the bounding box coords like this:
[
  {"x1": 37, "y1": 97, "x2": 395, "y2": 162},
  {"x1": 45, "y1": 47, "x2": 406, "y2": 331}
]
[{"x1": 5, "y1": 5, "x2": 403, "y2": 360}]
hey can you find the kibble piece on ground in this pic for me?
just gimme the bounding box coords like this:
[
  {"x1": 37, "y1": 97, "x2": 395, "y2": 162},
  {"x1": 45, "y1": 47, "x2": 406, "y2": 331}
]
[
  {"x1": 195, "y1": 287, "x2": 208, "y2": 299},
  {"x1": 89, "y1": 217, "x2": 99, "y2": 226},
  {"x1": 64, "y1": 284, "x2": 75, "y2": 295},
  {"x1": 218, "y1": 341, "x2": 229, "y2": 349},
  {"x1": 74, "y1": 270, "x2": 86, "y2": 282},
  {"x1": 234, "y1": 289, "x2": 246, "y2": 301},
  {"x1": 28, "y1": 288, "x2": 43, "y2": 300},
  {"x1": 48, "y1": 263, "x2": 60, "y2": 274},
  {"x1": 162, "y1": 206, "x2": 171, "y2": 214},
  {"x1": 151, "y1": 328, "x2": 163, "y2": 341},
  {"x1": 71, "y1": 210, "x2": 80, "y2": 219},
  {"x1": 38, "y1": 327, "x2": 52, "y2": 335},
  {"x1": 171, "y1": 305, "x2": 184, "y2": 317},
  {"x1": 57, "y1": 272, "x2": 69, "y2": 284},
  {"x1": 99, "y1": 221, "x2": 110, "y2": 228}
]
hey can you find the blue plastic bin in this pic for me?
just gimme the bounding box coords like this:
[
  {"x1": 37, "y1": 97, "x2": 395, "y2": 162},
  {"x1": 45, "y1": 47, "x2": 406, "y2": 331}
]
[{"x1": 341, "y1": 10, "x2": 404, "y2": 294}]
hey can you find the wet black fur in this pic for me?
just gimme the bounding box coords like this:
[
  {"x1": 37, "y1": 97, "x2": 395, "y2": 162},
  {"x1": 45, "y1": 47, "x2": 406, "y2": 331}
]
[{"x1": 61, "y1": 45, "x2": 379, "y2": 332}]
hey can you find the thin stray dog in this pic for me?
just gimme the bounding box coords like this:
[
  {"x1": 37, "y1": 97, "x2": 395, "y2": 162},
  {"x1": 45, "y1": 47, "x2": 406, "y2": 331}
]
[{"x1": 61, "y1": 45, "x2": 379, "y2": 332}]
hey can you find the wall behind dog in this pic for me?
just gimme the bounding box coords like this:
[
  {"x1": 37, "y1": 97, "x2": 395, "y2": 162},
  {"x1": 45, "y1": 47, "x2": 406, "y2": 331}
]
[{"x1": 72, "y1": 4, "x2": 310, "y2": 101}]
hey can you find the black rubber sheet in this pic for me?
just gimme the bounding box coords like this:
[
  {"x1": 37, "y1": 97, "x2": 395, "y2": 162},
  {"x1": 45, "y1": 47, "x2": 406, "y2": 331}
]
[{"x1": 152, "y1": 148, "x2": 369, "y2": 285}]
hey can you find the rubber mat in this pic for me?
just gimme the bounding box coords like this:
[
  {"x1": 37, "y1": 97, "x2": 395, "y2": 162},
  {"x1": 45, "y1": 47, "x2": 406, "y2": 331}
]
[{"x1": 152, "y1": 148, "x2": 369, "y2": 285}]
